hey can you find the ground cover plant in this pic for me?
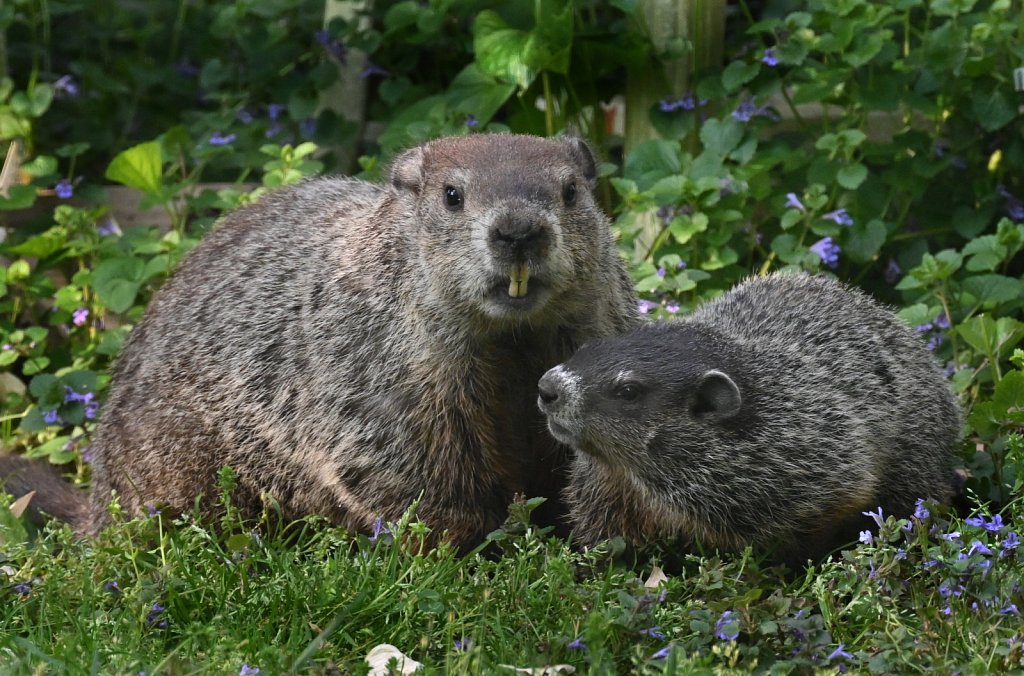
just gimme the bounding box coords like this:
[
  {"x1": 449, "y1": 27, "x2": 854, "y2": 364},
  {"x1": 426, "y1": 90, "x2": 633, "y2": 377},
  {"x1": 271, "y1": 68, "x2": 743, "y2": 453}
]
[{"x1": 1, "y1": 0, "x2": 1023, "y2": 672}]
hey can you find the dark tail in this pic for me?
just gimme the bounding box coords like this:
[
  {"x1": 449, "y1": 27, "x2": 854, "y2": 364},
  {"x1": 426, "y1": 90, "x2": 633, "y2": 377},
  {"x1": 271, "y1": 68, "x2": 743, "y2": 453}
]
[{"x1": 0, "y1": 455, "x2": 89, "y2": 530}]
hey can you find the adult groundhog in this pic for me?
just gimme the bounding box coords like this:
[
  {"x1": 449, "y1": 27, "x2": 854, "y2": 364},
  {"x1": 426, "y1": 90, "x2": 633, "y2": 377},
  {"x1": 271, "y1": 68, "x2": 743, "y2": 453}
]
[
  {"x1": 537, "y1": 273, "x2": 962, "y2": 564},
  {"x1": 2, "y1": 134, "x2": 639, "y2": 548}
]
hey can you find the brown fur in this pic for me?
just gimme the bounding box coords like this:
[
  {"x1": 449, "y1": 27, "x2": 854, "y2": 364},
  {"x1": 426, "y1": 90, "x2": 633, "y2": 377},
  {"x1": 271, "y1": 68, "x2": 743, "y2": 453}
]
[{"x1": 2, "y1": 134, "x2": 639, "y2": 550}]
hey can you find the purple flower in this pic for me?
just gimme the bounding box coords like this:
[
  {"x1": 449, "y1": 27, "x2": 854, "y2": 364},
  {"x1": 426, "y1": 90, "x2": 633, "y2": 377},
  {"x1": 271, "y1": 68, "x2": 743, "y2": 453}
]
[
  {"x1": 731, "y1": 96, "x2": 775, "y2": 122},
  {"x1": 658, "y1": 93, "x2": 705, "y2": 113},
  {"x1": 998, "y1": 186, "x2": 1024, "y2": 221},
  {"x1": 809, "y1": 237, "x2": 840, "y2": 269},
  {"x1": 146, "y1": 504, "x2": 160, "y2": 518},
  {"x1": 64, "y1": 388, "x2": 95, "y2": 404},
  {"x1": 105, "y1": 580, "x2": 119, "y2": 591},
  {"x1": 465, "y1": 114, "x2": 479, "y2": 128},
  {"x1": 762, "y1": 47, "x2": 778, "y2": 67},
  {"x1": 656, "y1": 267, "x2": 666, "y2": 278},
  {"x1": 652, "y1": 646, "x2": 671, "y2": 659},
  {"x1": 97, "y1": 217, "x2": 121, "y2": 237},
  {"x1": 53, "y1": 75, "x2": 79, "y2": 98},
  {"x1": 895, "y1": 548, "x2": 907, "y2": 561},
  {"x1": 785, "y1": 192, "x2": 805, "y2": 212},
  {"x1": 942, "y1": 605, "x2": 952, "y2": 616},
  {"x1": 965, "y1": 515, "x2": 986, "y2": 528},
  {"x1": 43, "y1": 409, "x2": 61, "y2": 425},
  {"x1": 884, "y1": 259, "x2": 902, "y2": 284},
  {"x1": 314, "y1": 29, "x2": 346, "y2": 63},
  {"x1": 926, "y1": 334, "x2": 942, "y2": 351},
  {"x1": 453, "y1": 637, "x2": 470, "y2": 651},
  {"x1": 665, "y1": 301, "x2": 680, "y2": 314},
  {"x1": 676, "y1": 261, "x2": 687, "y2": 270},
  {"x1": 146, "y1": 602, "x2": 168, "y2": 628},
  {"x1": 360, "y1": 62, "x2": 389, "y2": 79},
  {"x1": 55, "y1": 179, "x2": 74, "y2": 199},
  {"x1": 2, "y1": 344, "x2": 11, "y2": 350},
  {"x1": 942, "y1": 531, "x2": 961, "y2": 542},
  {"x1": 239, "y1": 665, "x2": 260, "y2": 676},
  {"x1": 638, "y1": 299, "x2": 659, "y2": 315},
  {"x1": 714, "y1": 611, "x2": 739, "y2": 641},
  {"x1": 209, "y1": 132, "x2": 236, "y2": 146},
  {"x1": 568, "y1": 636, "x2": 586, "y2": 650},
  {"x1": 967, "y1": 540, "x2": 992, "y2": 557},
  {"x1": 862, "y1": 506, "x2": 885, "y2": 529},
  {"x1": 268, "y1": 104, "x2": 285, "y2": 121},
  {"x1": 12, "y1": 582, "x2": 32, "y2": 595},
  {"x1": 237, "y1": 108, "x2": 255, "y2": 125},
  {"x1": 369, "y1": 516, "x2": 392, "y2": 544},
  {"x1": 985, "y1": 514, "x2": 1005, "y2": 532},
  {"x1": 1001, "y1": 604, "x2": 1020, "y2": 615},
  {"x1": 82, "y1": 446, "x2": 94, "y2": 463},
  {"x1": 72, "y1": 307, "x2": 89, "y2": 326},
  {"x1": 300, "y1": 118, "x2": 318, "y2": 138},
  {"x1": 265, "y1": 123, "x2": 283, "y2": 139},
  {"x1": 915, "y1": 322, "x2": 934, "y2": 333},
  {"x1": 1000, "y1": 532, "x2": 1020, "y2": 554},
  {"x1": 858, "y1": 530, "x2": 873, "y2": 545},
  {"x1": 85, "y1": 401, "x2": 99, "y2": 419},
  {"x1": 934, "y1": 313, "x2": 950, "y2": 330},
  {"x1": 822, "y1": 209, "x2": 854, "y2": 226},
  {"x1": 914, "y1": 499, "x2": 930, "y2": 521},
  {"x1": 828, "y1": 644, "x2": 854, "y2": 662},
  {"x1": 640, "y1": 626, "x2": 666, "y2": 640}
]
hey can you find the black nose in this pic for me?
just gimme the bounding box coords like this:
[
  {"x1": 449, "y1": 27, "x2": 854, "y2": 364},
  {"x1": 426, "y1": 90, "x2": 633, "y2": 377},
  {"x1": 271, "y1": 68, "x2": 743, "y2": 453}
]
[
  {"x1": 489, "y1": 214, "x2": 549, "y2": 257},
  {"x1": 537, "y1": 372, "x2": 562, "y2": 413}
]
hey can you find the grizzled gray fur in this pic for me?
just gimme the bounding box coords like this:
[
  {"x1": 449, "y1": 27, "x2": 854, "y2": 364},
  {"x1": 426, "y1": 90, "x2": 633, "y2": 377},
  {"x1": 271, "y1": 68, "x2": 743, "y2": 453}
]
[
  {"x1": 538, "y1": 273, "x2": 961, "y2": 563},
  {"x1": 3, "y1": 134, "x2": 639, "y2": 548}
]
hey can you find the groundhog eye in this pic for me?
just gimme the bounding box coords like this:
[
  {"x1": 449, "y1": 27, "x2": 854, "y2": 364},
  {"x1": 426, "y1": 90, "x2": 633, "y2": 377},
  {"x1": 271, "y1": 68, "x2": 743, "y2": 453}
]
[
  {"x1": 444, "y1": 185, "x2": 464, "y2": 210},
  {"x1": 613, "y1": 383, "x2": 641, "y2": 401},
  {"x1": 562, "y1": 182, "x2": 577, "y2": 206}
]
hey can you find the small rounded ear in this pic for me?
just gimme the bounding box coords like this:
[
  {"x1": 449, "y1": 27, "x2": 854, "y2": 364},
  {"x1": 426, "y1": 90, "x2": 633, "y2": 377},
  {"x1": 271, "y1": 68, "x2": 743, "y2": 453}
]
[
  {"x1": 390, "y1": 145, "x2": 425, "y2": 193},
  {"x1": 560, "y1": 135, "x2": 598, "y2": 184},
  {"x1": 692, "y1": 369, "x2": 742, "y2": 420}
]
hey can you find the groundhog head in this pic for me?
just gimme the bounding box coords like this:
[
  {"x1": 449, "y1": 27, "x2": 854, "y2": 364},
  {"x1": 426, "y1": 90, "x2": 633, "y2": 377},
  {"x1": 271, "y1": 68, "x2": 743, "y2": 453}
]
[
  {"x1": 537, "y1": 323, "x2": 746, "y2": 463},
  {"x1": 536, "y1": 322, "x2": 766, "y2": 544},
  {"x1": 389, "y1": 133, "x2": 608, "y2": 324}
]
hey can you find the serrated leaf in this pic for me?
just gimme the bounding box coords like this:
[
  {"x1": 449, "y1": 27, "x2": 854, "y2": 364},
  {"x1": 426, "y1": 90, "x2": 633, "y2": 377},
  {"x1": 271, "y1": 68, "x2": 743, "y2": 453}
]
[
  {"x1": 105, "y1": 141, "x2": 163, "y2": 194},
  {"x1": 962, "y1": 274, "x2": 1024, "y2": 308}
]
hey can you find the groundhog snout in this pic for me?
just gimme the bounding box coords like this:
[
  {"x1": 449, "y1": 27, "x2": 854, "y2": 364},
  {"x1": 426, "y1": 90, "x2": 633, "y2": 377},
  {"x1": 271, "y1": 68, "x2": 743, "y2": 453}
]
[
  {"x1": 537, "y1": 365, "x2": 578, "y2": 416},
  {"x1": 488, "y1": 213, "x2": 551, "y2": 259}
]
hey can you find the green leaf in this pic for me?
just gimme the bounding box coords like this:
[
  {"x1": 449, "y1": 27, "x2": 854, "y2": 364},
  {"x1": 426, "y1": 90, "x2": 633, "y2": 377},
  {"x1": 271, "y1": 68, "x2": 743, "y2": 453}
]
[
  {"x1": 722, "y1": 60, "x2": 760, "y2": 94},
  {"x1": 971, "y1": 87, "x2": 1016, "y2": 132},
  {"x1": 105, "y1": 141, "x2": 163, "y2": 194},
  {"x1": 992, "y1": 371, "x2": 1024, "y2": 422},
  {"x1": 93, "y1": 257, "x2": 145, "y2": 313},
  {"x1": 962, "y1": 274, "x2": 1024, "y2": 308},
  {"x1": 8, "y1": 230, "x2": 66, "y2": 259},
  {"x1": 669, "y1": 213, "x2": 709, "y2": 245},
  {"x1": 931, "y1": 0, "x2": 979, "y2": 15},
  {"x1": 473, "y1": 12, "x2": 535, "y2": 90},
  {"x1": 0, "y1": 185, "x2": 37, "y2": 210},
  {"x1": 844, "y1": 219, "x2": 888, "y2": 263},
  {"x1": 836, "y1": 162, "x2": 868, "y2": 189},
  {"x1": 445, "y1": 64, "x2": 515, "y2": 125}
]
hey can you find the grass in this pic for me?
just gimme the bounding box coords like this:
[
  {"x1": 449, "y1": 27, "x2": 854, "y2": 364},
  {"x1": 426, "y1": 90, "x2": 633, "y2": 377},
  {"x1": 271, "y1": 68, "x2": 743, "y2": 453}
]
[{"x1": 1, "y1": 478, "x2": 1023, "y2": 674}]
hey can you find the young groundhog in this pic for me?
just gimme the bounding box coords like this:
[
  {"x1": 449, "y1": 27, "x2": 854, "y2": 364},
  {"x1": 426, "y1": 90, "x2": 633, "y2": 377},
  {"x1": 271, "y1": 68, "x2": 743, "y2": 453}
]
[
  {"x1": 2, "y1": 134, "x2": 639, "y2": 548},
  {"x1": 537, "y1": 273, "x2": 962, "y2": 564}
]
